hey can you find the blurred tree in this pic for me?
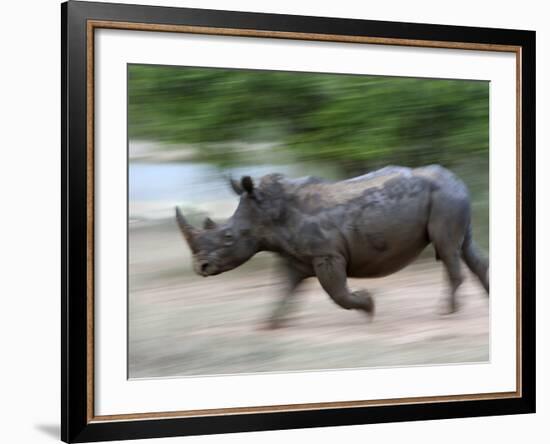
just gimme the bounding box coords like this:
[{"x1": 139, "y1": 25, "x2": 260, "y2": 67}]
[{"x1": 128, "y1": 65, "x2": 488, "y2": 173}]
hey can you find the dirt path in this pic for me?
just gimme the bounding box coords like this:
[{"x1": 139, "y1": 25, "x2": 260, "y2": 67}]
[{"x1": 128, "y1": 222, "x2": 489, "y2": 378}]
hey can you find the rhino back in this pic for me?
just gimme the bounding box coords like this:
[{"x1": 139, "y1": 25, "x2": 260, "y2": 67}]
[
  {"x1": 257, "y1": 165, "x2": 469, "y2": 277},
  {"x1": 268, "y1": 167, "x2": 434, "y2": 275}
]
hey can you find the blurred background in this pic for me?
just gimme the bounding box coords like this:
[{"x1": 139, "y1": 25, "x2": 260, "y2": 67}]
[{"x1": 128, "y1": 65, "x2": 489, "y2": 379}]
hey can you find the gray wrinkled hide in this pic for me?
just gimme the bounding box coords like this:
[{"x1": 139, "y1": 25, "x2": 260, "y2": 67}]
[{"x1": 176, "y1": 165, "x2": 489, "y2": 328}]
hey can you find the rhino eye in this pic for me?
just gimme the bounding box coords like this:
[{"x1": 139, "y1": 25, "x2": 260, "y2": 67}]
[{"x1": 223, "y1": 232, "x2": 233, "y2": 245}]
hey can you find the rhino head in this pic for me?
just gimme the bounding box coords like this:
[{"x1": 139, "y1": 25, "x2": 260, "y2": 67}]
[{"x1": 175, "y1": 175, "x2": 272, "y2": 277}]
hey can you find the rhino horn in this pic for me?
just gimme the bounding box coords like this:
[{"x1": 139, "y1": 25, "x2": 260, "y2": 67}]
[
  {"x1": 175, "y1": 207, "x2": 198, "y2": 252},
  {"x1": 203, "y1": 217, "x2": 217, "y2": 230}
]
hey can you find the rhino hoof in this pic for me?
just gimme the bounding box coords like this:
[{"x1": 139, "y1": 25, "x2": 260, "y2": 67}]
[
  {"x1": 354, "y1": 290, "x2": 375, "y2": 321},
  {"x1": 438, "y1": 300, "x2": 459, "y2": 316},
  {"x1": 365, "y1": 295, "x2": 376, "y2": 321},
  {"x1": 257, "y1": 319, "x2": 285, "y2": 331}
]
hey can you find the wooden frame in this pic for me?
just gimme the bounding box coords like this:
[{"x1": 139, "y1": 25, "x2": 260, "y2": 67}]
[{"x1": 62, "y1": 1, "x2": 536, "y2": 442}]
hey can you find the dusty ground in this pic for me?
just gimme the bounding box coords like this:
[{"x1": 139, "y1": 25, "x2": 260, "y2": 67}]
[{"x1": 128, "y1": 220, "x2": 489, "y2": 379}]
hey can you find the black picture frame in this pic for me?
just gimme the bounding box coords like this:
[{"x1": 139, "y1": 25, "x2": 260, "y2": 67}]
[{"x1": 61, "y1": 1, "x2": 536, "y2": 442}]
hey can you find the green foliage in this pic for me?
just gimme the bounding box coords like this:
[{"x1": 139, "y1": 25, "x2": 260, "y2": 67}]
[
  {"x1": 128, "y1": 64, "x2": 488, "y2": 171},
  {"x1": 129, "y1": 64, "x2": 489, "y2": 248}
]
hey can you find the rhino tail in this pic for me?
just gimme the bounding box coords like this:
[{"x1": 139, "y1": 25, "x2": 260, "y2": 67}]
[{"x1": 461, "y1": 226, "x2": 489, "y2": 294}]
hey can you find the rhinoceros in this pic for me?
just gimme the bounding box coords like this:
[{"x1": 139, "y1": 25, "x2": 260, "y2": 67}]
[{"x1": 175, "y1": 165, "x2": 489, "y2": 328}]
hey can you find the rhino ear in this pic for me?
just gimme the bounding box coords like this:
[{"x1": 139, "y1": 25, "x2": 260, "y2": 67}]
[
  {"x1": 203, "y1": 217, "x2": 217, "y2": 230},
  {"x1": 241, "y1": 176, "x2": 254, "y2": 194},
  {"x1": 229, "y1": 177, "x2": 243, "y2": 195}
]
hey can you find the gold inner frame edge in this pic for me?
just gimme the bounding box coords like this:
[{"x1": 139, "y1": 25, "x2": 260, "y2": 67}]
[{"x1": 85, "y1": 19, "x2": 523, "y2": 423}]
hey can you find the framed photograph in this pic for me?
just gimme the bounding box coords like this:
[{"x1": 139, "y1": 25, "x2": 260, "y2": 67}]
[{"x1": 61, "y1": 1, "x2": 535, "y2": 442}]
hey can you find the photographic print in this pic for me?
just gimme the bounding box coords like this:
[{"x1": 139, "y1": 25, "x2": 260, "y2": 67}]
[{"x1": 127, "y1": 65, "x2": 490, "y2": 379}]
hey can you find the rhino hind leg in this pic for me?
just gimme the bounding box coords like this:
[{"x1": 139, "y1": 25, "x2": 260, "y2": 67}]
[
  {"x1": 438, "y1": 251, "x2": 464, "y2": 314},
  {"x1": 430, "y1": 237, "x2": 464, "y2": 314},
  {"x1": 427, "y1": 194, "x2": 468, "y2": 314},
  {"x1": 313, "y1": 255, "x2": 375, "y2": 319}
]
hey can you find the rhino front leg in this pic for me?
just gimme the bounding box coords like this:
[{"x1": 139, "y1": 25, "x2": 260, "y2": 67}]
[
  {"x1": 313, "y1": 255, "x2": 375, "y2": 319},
  {"x1": 263, "y1": 261, "x2": 308, "y2": 329}
]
